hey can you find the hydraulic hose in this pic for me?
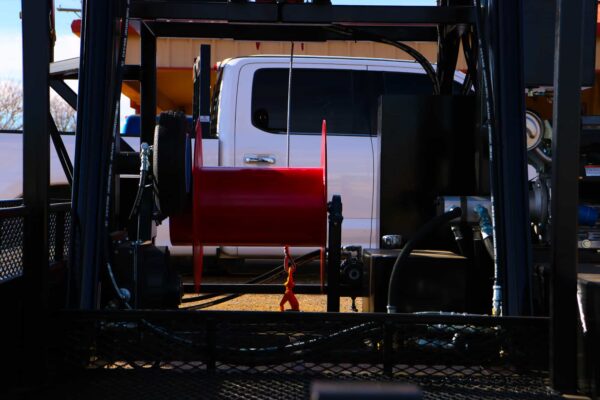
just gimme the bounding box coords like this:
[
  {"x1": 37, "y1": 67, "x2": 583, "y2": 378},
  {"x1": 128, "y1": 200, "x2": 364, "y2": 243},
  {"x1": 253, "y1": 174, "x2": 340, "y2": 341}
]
[
  {"x1": 328, "y1": 25, "x2": 440, "y2": 94},
  {"x1": 474, "y1": 204, "x2": 502, "y2": 316},
  {"x1": 451, "y1": 225, "x2": 466, "y2": 256},
  {"x1": 386, "y1": 207, "x2": 462, "y2": 314},
  {"x1": 181, "y1": 249, "x2": 321, "y2": 309},
  {"x1": 128, "y1": 142, "x2": 151, "y2": 220}
]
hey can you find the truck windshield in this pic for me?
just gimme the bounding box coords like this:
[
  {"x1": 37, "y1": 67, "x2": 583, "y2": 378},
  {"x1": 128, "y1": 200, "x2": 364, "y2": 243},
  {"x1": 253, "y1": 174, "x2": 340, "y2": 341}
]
[{"x1": 208, "y1": 67, "x2": 223, "y2": 139}]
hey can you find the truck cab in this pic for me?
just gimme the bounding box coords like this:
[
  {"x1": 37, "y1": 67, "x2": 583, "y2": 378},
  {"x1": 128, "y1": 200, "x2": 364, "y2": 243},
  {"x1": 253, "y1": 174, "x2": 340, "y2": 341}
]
[{"x1": 197, "y1": 55, "x2": 465, "y2": 257}]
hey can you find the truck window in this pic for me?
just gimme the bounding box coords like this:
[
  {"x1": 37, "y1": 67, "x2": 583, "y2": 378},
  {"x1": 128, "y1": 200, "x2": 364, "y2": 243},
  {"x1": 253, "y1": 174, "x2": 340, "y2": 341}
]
[
  {"x1": 208, "y1": 67, "x2": 223, "y2": 139},
  {"x1": 382, "y1": 71, "x2": 434, "y2": 95},
  {"x1": 251, "y1": 68, "x2": 370, "y2": 136},
  {"x1": 251, "y1": 67, "x2": 448, "y2": 136}
]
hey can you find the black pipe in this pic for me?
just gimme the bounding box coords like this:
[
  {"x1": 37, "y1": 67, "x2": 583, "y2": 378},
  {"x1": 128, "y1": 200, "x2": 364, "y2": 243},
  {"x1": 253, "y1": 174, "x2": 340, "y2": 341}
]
[
  {"x1": 128, "y1": 169, "x2": 147, "y2": 221},
  {"x1": 386, "y1": 207, "x2": 462, "y2": 313}
]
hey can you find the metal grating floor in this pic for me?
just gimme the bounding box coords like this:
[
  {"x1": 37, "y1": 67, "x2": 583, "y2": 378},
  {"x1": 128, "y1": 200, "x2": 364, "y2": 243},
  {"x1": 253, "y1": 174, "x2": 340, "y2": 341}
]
[
  {"x1": 42, "y1": 370, "x2": 559, "y2": 400},
  {"x1": 33, "y1": 310, "x2": 559, "y2": 399}
]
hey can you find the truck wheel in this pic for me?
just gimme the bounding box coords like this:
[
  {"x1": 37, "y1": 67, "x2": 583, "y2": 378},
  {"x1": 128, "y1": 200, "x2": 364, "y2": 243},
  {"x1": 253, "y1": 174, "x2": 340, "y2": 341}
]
[{"x1": 153, "y1": 111, "x2": 188, "y2": 217}]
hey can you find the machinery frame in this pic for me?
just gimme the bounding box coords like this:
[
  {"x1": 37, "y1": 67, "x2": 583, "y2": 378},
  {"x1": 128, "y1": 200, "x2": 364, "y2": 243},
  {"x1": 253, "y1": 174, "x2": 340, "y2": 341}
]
[{"x1": 3, "y1": 0, "x2": 591, "y2": 395}]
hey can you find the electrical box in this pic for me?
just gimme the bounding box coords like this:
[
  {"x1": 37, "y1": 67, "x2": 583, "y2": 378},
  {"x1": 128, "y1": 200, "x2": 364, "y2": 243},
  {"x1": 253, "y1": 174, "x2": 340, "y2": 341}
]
[
  {"x1": 362, "y1": 249, "x2": 467, "y2": 313},
  {"x1": 377, "y1": 95, "x2": 478, "y2": 249}
]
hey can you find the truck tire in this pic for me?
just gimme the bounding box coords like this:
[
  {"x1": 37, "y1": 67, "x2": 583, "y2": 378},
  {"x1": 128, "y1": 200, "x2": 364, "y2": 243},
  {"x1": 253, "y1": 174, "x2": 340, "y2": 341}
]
[{"x1": 153, "y1": 111, "x2": 188, "y2": 217}]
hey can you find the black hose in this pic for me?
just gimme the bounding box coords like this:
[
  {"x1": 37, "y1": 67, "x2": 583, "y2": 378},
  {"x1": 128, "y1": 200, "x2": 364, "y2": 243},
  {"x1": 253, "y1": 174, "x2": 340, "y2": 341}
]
[
  {"x1": 327, "y1": 25, "x2": 440, "y2": 94},
  {"x1": 461, "y1": 32, "x2": 477, "y2": 95},
  {"x1": 128, "y1": 169, "x2": 147, "y2": 220},
  {"x1": 181, "y1": 250, "x2": 320, "y2": 304},
  {"x1": 181, "y1": 249, "x2": 321, "y2": 309},
  {"x1": 386, "y1": 207, "x2": 462, "y2": 313}
]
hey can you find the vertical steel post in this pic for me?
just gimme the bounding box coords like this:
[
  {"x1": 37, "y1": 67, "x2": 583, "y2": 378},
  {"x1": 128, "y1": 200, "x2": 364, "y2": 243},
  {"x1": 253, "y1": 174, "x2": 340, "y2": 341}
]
[
  {"x1": 485, "y1": 0, "x2": 532, "y2": 316},
  {"x1": 21, "y1": 0, "x2": 51, "y2": 381},
  {"x1": 550, "y1": 0, "x2": 584, "y2": 391},
  {"x1": 141, "y1": 23, "x2": 157, "y2": 146},
  {"x1": 138, "y1": 22, "x2": 157, "y2": 241},
  {"x1": 327, "y1": 195, "x2": 343, "y2": 312},
  {"x1": 199, "y1": 44, "x2": 212, "y2": 136},
  {"x1": 70, "y1": 0, "x2": 120, "y2": 309}
]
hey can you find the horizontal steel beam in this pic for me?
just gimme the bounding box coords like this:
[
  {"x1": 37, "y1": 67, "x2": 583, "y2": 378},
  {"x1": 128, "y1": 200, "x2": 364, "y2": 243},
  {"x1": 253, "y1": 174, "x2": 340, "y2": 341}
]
[
  {"x1": 0, "y1": 205, "x2": 28, "y2": 218},
  {"x1": 123, "y1": 65, "x2": 142, "y2": 81},
  {"x1": 50, "y1": 60, "x2": 142, "y2": 81},
  {"x1": 131, "y1": 1, "x2": 474, "y2": 25},
  {"x1": 148, "y1": 22, "x2": 439, "y2": 42},
  {"x1": 58, "y1": 309, "x2": 551, "y2": 327},
  {"x1": 130, "y1": 1, "x2": 277, "y2": 22},
  {"x1": 50, "y1": 58, "x2": 79, "y2": 79},
  {"x1": 182, "y1": 283, "x2": 365, "y2": 296}
]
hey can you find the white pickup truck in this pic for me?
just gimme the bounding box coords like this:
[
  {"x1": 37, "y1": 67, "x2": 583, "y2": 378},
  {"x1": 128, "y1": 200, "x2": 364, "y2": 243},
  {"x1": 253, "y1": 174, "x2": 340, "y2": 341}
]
[
  {"x1": 163, "y1": 55, "x2": 464, "y2": 258},
  {"x1": 0, "y1": 55, "x2": 464, "y2": 258}
]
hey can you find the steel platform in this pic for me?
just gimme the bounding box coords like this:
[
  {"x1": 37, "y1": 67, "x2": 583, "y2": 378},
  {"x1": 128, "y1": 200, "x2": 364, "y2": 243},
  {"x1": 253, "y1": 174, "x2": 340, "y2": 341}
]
[{"x1": 31, "y1": 310, "x2": 558, "y2": 399}]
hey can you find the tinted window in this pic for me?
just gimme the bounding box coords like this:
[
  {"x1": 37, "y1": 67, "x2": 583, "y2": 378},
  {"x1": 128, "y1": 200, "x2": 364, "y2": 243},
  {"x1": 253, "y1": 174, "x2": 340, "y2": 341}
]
[
  {"x1": 252, "y1": 68, "x2": 369, "y2": 135},
  {"x1": 382, "y1": 71, "x2": 434, "y2": 96},
  {"x1": 251, "y1": 67, "x2": 439, "y2": 135},
  {"x1": 208, "y1": 68, "x2": 223, "y2": 139}
]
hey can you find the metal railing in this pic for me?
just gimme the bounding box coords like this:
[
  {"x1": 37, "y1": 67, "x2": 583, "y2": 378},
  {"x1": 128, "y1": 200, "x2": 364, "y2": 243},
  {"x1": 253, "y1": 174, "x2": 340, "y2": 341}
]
[{"x1": 0, "y1": 199, "x2": 71, "y2": 284}]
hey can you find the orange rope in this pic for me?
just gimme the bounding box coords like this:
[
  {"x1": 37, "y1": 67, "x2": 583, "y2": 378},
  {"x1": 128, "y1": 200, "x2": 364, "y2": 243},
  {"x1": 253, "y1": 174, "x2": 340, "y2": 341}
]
[{"x1": 279, "y1": 246, "x2": 300, "y2": 312}]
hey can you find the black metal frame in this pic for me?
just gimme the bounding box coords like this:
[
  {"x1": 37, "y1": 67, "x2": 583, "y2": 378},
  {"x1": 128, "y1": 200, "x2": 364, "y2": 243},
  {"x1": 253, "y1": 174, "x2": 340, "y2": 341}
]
[
  {"x1": 550, "y1": 0, "x2": 586, "y2": 391},
  {"x1": 20, "y1": 0, "x2": 51, "y2": 382},
  {"x1": 7, "y1": 0, "x2": 589, "y2": 394},
  {"x1": 485, "y1": 0, "x2": 532, "y2": 316}
]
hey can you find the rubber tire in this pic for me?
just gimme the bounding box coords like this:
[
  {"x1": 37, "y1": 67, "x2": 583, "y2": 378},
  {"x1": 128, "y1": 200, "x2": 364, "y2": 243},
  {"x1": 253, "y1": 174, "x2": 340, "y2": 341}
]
[{"x1": 153, "y1": 111, "x2": 188, "y2": 217}]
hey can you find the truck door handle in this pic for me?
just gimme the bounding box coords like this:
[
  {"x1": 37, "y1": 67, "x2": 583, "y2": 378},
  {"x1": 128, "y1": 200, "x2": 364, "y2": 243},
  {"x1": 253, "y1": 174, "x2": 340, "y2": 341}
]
[{"x1": 244, "y1": 155, "x2": 276, "y2": 164}]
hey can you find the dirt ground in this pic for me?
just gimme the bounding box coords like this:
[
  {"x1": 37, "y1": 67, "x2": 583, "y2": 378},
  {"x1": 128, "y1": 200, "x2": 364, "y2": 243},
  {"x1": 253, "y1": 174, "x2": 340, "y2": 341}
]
[
  {"x1": 181, "y1": 293, "x2": 363, "y2": 312},
  {"x1": 180, "y1": 258, "x2": 363, "y2": 312}
]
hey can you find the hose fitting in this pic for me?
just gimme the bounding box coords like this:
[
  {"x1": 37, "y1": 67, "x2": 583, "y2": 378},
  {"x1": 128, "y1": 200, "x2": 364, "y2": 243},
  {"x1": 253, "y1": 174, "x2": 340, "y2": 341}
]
[
  {"x1": 140, "y1": 142, "x2": 151, "y2": 173},
  {"x1": 474, "y1": 204, "x2": 493, "y2": 240}
]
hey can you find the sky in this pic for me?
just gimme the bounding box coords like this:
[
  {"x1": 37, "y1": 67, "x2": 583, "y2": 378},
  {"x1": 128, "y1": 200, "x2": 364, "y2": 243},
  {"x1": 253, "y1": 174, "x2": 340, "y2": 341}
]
[{"x1": 0, "y1": 0, "x2": 435, "y2": 120}]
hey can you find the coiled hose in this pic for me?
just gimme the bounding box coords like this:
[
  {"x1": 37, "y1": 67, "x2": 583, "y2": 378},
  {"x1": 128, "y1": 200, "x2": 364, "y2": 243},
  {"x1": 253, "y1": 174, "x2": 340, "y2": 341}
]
[{"x1": 387, "y1": 207, "x2": 462, "y2": 313}]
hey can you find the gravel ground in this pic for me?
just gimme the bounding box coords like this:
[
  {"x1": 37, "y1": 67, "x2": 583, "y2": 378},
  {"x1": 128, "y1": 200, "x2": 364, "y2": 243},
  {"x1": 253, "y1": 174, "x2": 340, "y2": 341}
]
[
  {"x1": 179, "y1": 258, "x2": 363, "y2": 312},
  {"x1": 181, "y1": 292, "x2": 362, "y2": 312}
]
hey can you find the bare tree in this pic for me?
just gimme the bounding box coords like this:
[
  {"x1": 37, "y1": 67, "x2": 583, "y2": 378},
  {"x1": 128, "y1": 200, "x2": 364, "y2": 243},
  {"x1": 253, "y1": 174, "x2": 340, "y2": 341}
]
[
  {"x1": 0, "y1": 80, "x2": 23, "y2": 130},
  {"x1": 50, "y1": 94, "x2": 77, "y2": 132},
  {"x1": 0, "y1": 80, "x2": 77, "y2": 132}
]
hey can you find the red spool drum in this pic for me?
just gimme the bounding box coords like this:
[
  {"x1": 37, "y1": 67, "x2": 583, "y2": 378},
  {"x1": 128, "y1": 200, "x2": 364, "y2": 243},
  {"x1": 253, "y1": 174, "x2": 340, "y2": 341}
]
[{"x1": 170, "y1": 120, "x2": 328, "y2": 291}]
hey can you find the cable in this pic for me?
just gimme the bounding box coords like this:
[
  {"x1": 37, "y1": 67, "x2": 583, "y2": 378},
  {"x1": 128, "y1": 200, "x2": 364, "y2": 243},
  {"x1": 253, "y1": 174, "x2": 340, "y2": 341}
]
[
  {"x1": 387, "y1": 208, "x2": 462, "y2": 313},
  {"x1": 327, "y1": 25, "x2": 440, "y2": 94},
  {"x1": 128, "y1": 143, "x2": 151, "y2": 220},
  {"x1": 461, "y1": 31, "x2": 477, "y2": 95},
  {"x1": 473, "y1": 0, "x2": 503, "y2": 316}
]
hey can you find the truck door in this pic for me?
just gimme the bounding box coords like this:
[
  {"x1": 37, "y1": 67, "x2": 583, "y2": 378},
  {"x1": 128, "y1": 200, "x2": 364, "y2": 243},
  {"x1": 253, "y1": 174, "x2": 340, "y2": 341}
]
[{"x1": 232, "y1": 62, "x2": 374, "y2": 257}]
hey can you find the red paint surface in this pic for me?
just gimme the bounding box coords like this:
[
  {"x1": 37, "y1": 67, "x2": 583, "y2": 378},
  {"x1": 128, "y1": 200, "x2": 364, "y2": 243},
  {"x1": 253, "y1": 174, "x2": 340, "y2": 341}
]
[
  {"x1": 171, "y1": 167, "x2": 327, "y2": 246},
  {"x1": 171, "y1": 119, "x2": 329, "y2": 291}
]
